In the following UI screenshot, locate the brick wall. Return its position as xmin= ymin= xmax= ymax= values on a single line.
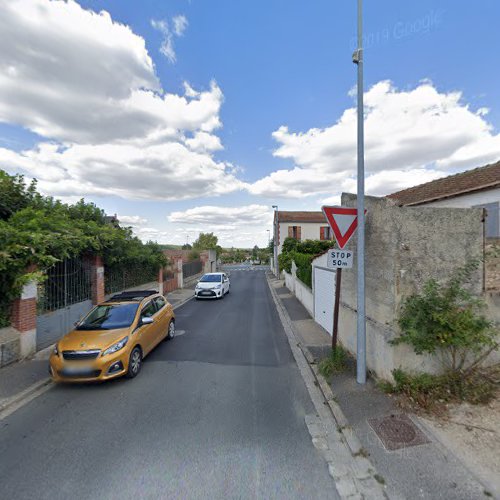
xmin=11 ymin=298 xmax=36 ymax=332
xmin=87 ymin=255 xmax=105 ymax=304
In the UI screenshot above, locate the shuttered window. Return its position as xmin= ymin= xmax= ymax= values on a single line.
xmin=288 ymin=226 xmax=302 ymax=240
xmin=320 ymin=226 xmax=332 ymax=240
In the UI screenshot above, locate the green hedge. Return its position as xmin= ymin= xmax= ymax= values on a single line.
xmin=0 ymin=170 xmax=167 ymax=327
xmin=278 ymin=237 xmax=336 ymax=289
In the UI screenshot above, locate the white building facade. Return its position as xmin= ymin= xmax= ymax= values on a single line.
xmin=273 ymin=211 xmax=332 ymax=256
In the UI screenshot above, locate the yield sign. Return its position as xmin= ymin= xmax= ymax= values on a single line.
xmin=322 ymin=206 xmax=366 ymax=249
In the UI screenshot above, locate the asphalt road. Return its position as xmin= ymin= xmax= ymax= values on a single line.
xmin=0 ymin=269 xmax=338 ymax=499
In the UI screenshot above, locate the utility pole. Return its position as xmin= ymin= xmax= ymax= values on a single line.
xmin=352 ymin=0 xmax=366 ymax=384
xmin=272 ymin=205 xmax=279 ymax=278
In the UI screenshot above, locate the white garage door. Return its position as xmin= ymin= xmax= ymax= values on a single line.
xmin=314 ymin=267 xmax=335 ymax=335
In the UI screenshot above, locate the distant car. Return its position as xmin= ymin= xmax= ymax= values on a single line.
xmin=49 ymin=291 xmax=175 ymax=382
xmin=195 ymin=272 xmax=230 ymax=299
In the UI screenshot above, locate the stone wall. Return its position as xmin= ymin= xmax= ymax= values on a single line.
xmin=485 ymin=238 xmax=500 ymax=291
xmin=338 ymin=193 xmax=495 ymax=380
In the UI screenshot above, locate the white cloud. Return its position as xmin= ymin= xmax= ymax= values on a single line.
xmin=173 ymin=15 xmax=188 ymax=37
xmin=117 ymin=215 xmax=148 ymax=226
xmin=0 ymin=2 xmax=242 ymax=201
xmin=167 ymin=204 xmax=274 ymax=248
xmin=1 ymin=137 xmax=245 ymax=201
xmin=185 ymin=131 xmax=223 ymax=153
xmin=151 ymin=14 xmax=188 ymax=64
xmin=0 ymin=0 xmax=160 ymax=144
xmin=168 ymin=204 xmax=273 ymax=226
xmin=250 ymin=81 xmax=500 ymax=198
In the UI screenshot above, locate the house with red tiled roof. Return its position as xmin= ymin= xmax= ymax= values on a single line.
xmin=388 ymin=160 xmax=500 ymax=237
xmin=273 ymin=211 xmax=332 ymax=256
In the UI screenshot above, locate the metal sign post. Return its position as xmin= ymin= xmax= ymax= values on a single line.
xmin=332 ymin=268 xmax=342 ymax=351
xmin=353 ymin=0 xmax=366 ymax=384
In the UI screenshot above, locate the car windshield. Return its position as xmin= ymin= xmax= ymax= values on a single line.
xmin=76 ymin=303 xmax=139 ymax=330
xmin=199 ymin=274 xmax=222 ymax=283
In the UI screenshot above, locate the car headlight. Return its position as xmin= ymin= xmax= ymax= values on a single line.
xmin=214 ymin=284 xmax=222 ymax=289
xmin=102 ymin=337 xmax=129 ymax=356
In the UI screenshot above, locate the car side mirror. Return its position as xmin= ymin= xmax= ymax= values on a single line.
xmin=141 ymin=317 xmax=154 ymax=325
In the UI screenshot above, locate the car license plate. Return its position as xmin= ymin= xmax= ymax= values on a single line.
xmin=200 ymin=291 xmax=211 ymax=295
xmin=63 ymin=365 xmax=92 ymax=375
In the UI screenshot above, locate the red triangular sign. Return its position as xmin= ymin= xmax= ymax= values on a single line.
xmin=322 ymin=206 xmax=366 ymax=249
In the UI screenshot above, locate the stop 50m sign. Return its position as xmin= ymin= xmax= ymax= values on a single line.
xmin=327 ymin=249 xmax=354 ymax=269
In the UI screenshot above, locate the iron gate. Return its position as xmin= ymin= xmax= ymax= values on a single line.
xmin=36 ymin=257 xmax=93 ymax=350
xmin=182 ymin=260 xmax=202 ymax=278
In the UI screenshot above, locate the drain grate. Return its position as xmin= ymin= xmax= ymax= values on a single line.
xmin=368 ymin=413 xmax=431 ymax=451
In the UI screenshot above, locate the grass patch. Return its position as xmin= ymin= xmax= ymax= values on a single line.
xmin=380 ymin=367 xmax=498 ymax=411
xmin=318 ymin=346 xmax=348 ymax=379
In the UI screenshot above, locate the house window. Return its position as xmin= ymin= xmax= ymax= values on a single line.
xmin=288 ymin=226 xmax=302 ymax=240
xmin=320 ymin=226 xmax=332 ymax=240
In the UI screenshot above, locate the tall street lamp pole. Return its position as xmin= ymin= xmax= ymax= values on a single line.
xmin=272 ymin=205 xmax=279 ymax=278
xmin=353 ymin=0 xmax=366 ymax=384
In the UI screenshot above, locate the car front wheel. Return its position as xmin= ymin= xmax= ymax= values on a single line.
xmin=126 ymin=347 xmax=142 ymax=378
xmin=167 ymin=320 xmax=175 ymax=340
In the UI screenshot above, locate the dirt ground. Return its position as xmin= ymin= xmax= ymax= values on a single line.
xmin=421 ymin=394 xmax=500 ymax=497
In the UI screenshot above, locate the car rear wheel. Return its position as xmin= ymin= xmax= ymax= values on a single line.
xmin=166 ymin=320 xmax=175 ymax=340
xmin=126 ymin=347 xmax=142 ymax=378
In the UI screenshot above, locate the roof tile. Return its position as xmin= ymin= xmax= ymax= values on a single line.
xmin=388 ymin=160 xmax=500 ymax=206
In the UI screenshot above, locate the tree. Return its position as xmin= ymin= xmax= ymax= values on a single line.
xmin=193 ymin=232 xmax=218 ymax=250
xmin=0 ymin=171 xmax=37 ymax=220
xmin=267 ymin=239 xmax=274 ymax=254
xmin=252 ymin=245 xmax=259 ymax=260
xmin=182 ymin=243 xmax=192 ymax=250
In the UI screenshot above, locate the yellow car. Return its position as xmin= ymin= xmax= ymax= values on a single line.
xmin=49 ymin=290 xmax=175 ymax=382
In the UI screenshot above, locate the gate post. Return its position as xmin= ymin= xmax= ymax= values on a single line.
xmin=177 ymin=258 xmax=184 ymax=289
xmin=158 ymin=267 xmax=164 ymax=296
xmin=11 ymin=279 xmax=38 ymax=358
xmin=88 ymin=255 xmax=105 ymax=304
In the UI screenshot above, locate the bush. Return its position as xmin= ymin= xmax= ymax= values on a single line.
xmin=393 ymin=260 xmax=498 ymax=375
xmin=293 ymin=252 xmax=314 ymax=288
xmin=279 ymin=237 xmax=336 ymax=287
xmin=386 ymin=261 xmax=499 ymax=410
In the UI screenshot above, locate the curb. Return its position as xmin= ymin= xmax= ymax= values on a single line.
xmin=266 ymin=274 xmax=388 ymax=499
xmin=171 ymin=293 xmax=195 ymax=310
xmin=0 ymin=377 xmax=52 ymax=420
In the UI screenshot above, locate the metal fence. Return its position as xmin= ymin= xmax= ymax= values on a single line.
xmin=182 ymin=260 xmax=202 ymax=279
xmin=38 ymin=257 xmax=92 ymax=314
xmin=105 ymin=265 xmax=158 ymax=295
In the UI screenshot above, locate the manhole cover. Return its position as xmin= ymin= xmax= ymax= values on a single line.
xmin=368 ymin=414 xmax=430 ymax=451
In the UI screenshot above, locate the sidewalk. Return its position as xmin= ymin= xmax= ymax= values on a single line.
xmin=0 ymin=286 xmax=195 ymax=416
xmin=268 ymin=275 xmax=492 ymax=499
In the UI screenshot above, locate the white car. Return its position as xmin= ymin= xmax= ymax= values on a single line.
xmin=195 ymin=272 xmax=230 ymax=299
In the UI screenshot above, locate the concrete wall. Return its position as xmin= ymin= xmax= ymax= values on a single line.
xmin=284 ymin=264 xmax=314 ymax=317
xmin=338 ymin=193 xmax=492 ymax=380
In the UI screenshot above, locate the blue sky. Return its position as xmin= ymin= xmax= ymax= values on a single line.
xmin=1 ymin=0 xmax=499 ymax=247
